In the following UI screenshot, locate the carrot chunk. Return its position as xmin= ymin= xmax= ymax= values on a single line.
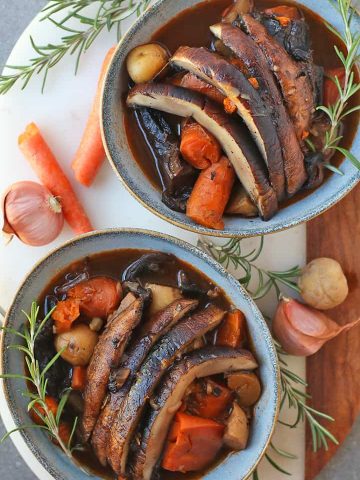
xmin=264 ymin=6 xmax=300 ymax=20
xmin=30 ymin=396 xmax=58 ymax=425
xmin=71 ymin=46 xmax=116 ymax=187
xmin=217 ymin=310 xmax=247 ymax=348
xmin=68 ymin=277 xmax=122 ymax=318
xmin=323 ymin=67 xmax=346 ymax=106
xmin=52 ymin=298 xmax=80 ymax=333
xmin=71 ymin=366 xmax=87 ymax=391
xmin=186 ymin=156 xmax=235 ymax=230
xmin=180 ymin=120 xmax=222 ymax=169
xmin=248 ymin=77 xmax=260 ymax=89
xmin=187 ymin=379 xmax=233 ymax=418
xmin=18 ymin=122 xmax=93 ymax=235
xmin=162 ymin=412 xmax=224 ymax=473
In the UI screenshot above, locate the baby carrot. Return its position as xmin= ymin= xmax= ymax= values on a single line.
xmin=186 ymin=156 xmax=235 ymax=230
xmin=71 ymin=46 xmax=116 ymax=187
xmin=18 ymin=122 xmax=93 ymax=234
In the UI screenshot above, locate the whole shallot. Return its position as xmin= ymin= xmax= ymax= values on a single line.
xmin=2 ymin=181 xmax=64 ymax=246
xmin=273 ymin=297 xmax=360 ymax=356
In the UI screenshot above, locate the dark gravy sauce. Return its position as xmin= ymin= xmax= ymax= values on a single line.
xmin=124 ymin=0 xmax=359 ymax=210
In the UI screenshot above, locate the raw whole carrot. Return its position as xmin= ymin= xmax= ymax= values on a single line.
xmin=216 ymin=310 xmax=247 ymax=348
xmin=162 ymin=412 xmax=224 ymax=472
xmin=71 ymin=366 xmax=87 ymax=391
xmin=71 ymin=46 xmax=116 ymax=187
xmin=18 ymin=122 xmax=93 ymax=234
xmin=186 ymin=156 xmax=235 ymax=230
xmin=52 ymin=298 xmax=80 ymax=333
xmin=180 ymin=120 xmax=222 ymax=169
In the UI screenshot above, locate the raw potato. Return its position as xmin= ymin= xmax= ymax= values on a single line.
xmin=55 ymin=324 xmax=99 ymax=366
xmin=299 ymin=257 xmax=349 ymax=310
xmin=126 ymin=43 xmax=169 ymax=83
xmin=227 ymin=372 xmax=261 ymax=407
xmin=223 ymin=402 xmax=249 ymax=450
xmin=145 ymin=283 xmax=182 ymax=315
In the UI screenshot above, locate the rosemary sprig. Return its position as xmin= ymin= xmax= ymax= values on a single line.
xmin=0 ymin=0 xmax=151 ymax=94
xmin=198 ymin=237 xmax=301 ymax=301
xmin=319 ymin=0 xmax=360 ymax=171
xmin=0 ymin=302 xmax=76 ymax=457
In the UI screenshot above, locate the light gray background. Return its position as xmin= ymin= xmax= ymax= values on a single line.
xmin=0 ymin=1 xmax=359 ymax=479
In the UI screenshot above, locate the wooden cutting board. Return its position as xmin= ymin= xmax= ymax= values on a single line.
xmin=306 ymin=183 xmax=360 ymax=479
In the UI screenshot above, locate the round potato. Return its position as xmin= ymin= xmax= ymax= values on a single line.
xmin=55 ymin=324 xmax=98 ymax=366
xmin=126 ymin=43 xmax=169 ymax=83
xmin=227 ymin=372 xmax=261 ymax=407
xmin=299 ymin=257 xmax=348 ymax=310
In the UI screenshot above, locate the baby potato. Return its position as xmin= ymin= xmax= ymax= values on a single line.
xmin=299 ymin=257 xmax=348 ymax=310
xmin=126 ymin=43 xmax=169 ymax=83
xmin=227 ymin=372 xmax=261 ymax=407
xmin=55 ymin=324 xmax=98 ymax=366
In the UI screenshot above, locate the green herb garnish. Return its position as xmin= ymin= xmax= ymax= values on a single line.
xmin=320 ymin=0 xmax=360 ymax=172
xmin=198 ymin=236 xmax=301 ymax=300
xmin=0 ymin=302 xmax=77 ymax=458
xmin=0 ymin=0 xmax=151 ymax=94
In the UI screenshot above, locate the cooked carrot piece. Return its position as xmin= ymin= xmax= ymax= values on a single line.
xmin=179 ymin=72 xmax=225 ymax=104
xmin=264 ymin=6 xmax=300 ymax=20
xmin=217 ymin=310 xmax=247 ymax=348
xmin=186 ymin=157 xmax=235 ymax=230
xmin=188 ymin=379 xmax=233 ymax=418
xmin=52 ymin=298 xmax=80 ymax=333
xmin=68 ymin=277 xmax=122 ymax=318
xmin=30 ymin=396 xmax=58 ymax=425
xmin=223 ymin=97 xmax=237 ymax=114
xmin=18 ymin=122 xmax=93 ymax=235
xmin=323 ymin=67 xmax=346 ymax=106
xmin=162 ymin=412 xmax=224 ymax=473
xmin=72 ymin=46 xmax=116 ymax=187
xmin=180 ymin=120 xmax=222 ymax=169
xmin=248 ymin=77 xmax=260 ymax=89
xmin=72 ymin=366 xmax=87 ymax=391
xmin=276 ymin=16 xmax=291 ymax=26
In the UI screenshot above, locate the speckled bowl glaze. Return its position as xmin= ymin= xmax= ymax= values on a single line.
xmin=1 ymin=229 xmax=279 ymax=480
xmin=102 ymin=0 xmax=360 ymax=238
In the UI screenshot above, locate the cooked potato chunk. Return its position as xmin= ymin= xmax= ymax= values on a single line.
xmin=145 ymin=283 xmax=182 ymax=315
xmin=227 ymin=372 xmax=261 ymax=407
xmin=55 ymin=324 xmax=98 ymax=366
xmin=223 ymin=402 xmax=249 ymax=450
xmin=126 ymin=43 xmax=169 ymax=83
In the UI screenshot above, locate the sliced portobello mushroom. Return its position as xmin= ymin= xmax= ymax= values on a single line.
xmin=131 ymin=346 xmax=258 ymax=480
xmin=135 ymin=107 xmax=196 ymax=202
xmin=127 ymin=83 xmax=278 ymax=220
xmin=122 ymin=252 xmax=176 ymax=283
xmin=81 ymin=297 xmax=143 ymax=441
xmin=210 ymin=23 xmax=306 ymax=196
xmin=170 ymin=46 xmax=285 ymax=200
xmin=107 ymin=303 xmax=226 ymax=474
xmin=239 ymin=14 xmax=315 ymax=142
xmin=92 ymin=298 xmax=198 ymax=466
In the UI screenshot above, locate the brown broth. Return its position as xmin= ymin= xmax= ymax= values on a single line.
xmin=123 ymin=0 xmax=360 ymax=210
xmin=37 ymin=249 xmax=237 ymax=479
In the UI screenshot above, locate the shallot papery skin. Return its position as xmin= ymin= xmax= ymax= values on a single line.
xmin=273 ymin=297 xmax=360 ymax=356
xmin=2 ymin=181 xmax=64 ymax=246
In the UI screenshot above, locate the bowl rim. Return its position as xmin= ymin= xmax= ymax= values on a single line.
xmin=101 ymin=0 xmax=360 ymax=238
xmin=0 ymin=228 xmax=280 ymax=480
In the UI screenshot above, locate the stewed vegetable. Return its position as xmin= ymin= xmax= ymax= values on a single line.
xmin=34 ymin=248 xmax=262 ymax=479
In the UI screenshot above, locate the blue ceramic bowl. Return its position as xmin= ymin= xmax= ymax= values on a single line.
xmin=101 ymin=0 xmax=360 ymax=238
xmin=1 ymin=229 xmax=279 ymax=480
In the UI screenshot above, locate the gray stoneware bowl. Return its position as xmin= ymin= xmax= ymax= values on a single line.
xmin=102 ymin=0 xmax=360 ymax=238
xmin=1 ymin=229 xmax=279 ymax=480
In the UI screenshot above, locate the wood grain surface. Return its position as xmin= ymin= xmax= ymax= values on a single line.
xmin=306 ymin=183 xmax=360 ymax=480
